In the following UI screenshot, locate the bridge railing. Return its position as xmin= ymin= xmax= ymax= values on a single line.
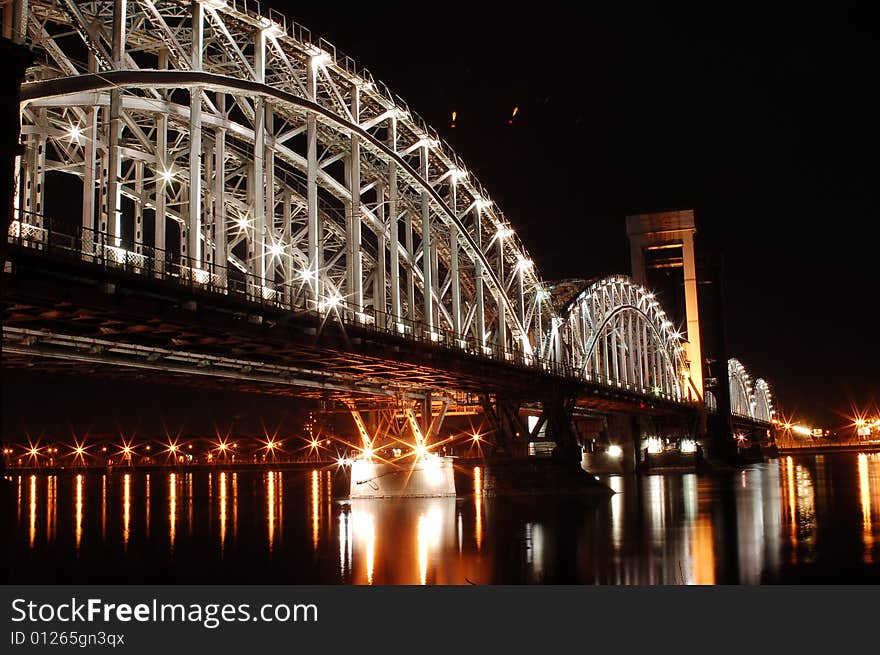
xmin=6 ymin=215 xmax=687 ymax=403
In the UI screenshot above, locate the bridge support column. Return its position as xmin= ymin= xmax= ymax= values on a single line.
xmin=10 ymin=0 xmax=28 ymax=44
xmin=106 ymin=0 xmax=126 ymax=246
xmin=212 ymin=94 xmax=227 ymax=281
xmin=154 ymin=52 xmax=168 ymax=272
xmin=187 ymin=0 xmax=204 ymax=268
xmin=24 ymin=110 xmax=45 ymax=230
xmin=480 ymin=395 xmax=528 ymax=456
xmin=603 ymin=412 xmax=640 ymax=473
xmin=251 ymin=29 xmax=267 ymax=287
xmin=345 ymin=83 xmax=363 ymax=319
xmin=473 ymin=203 xmax=486 ymax=348
xmin=81 ymin=101 xmax=97 ymax=244
xmin=374 ymin=180 xmax=387 ymax=320
xmin=496 ymin=234 xmax=506 ymax=355
xmin=388 ymin=118 xmax=401 ymax=327
xmin=449 ymin=171 xmax=462 ymax=338
xmin=133 ymin=161 xmax=143 ymax=257
xmin=541 ymin=392 xmax=581 ymax=465
xmin=187 ymin=88 xmax=202 ymax=266
xmin=306 ymin=54 xmax=321 ymax=304
xmin=419 ymin=144 xmax=433 ymax=333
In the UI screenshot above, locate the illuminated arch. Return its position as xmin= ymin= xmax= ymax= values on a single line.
xmin=728 ymin=358 xmax=753 ymax=418
xmin=752 ymin=378 xmax=774 ymax=423
xmin=559 ymin=276 xmax=686 ymax=400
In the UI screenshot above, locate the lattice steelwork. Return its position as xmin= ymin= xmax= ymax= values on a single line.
xmin=5 ymin=0 xmax=696 ymax=400
xmin=728 ymin=358 xmax=774 ymax=423
xmin=752 ymin=378 xmax=774 ymax=423
xmin=559 ymin=276 xmax=687 ymax=402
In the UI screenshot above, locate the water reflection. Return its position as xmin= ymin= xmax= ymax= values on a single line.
xmin=168 ymin=472 xmax=177 ymax=552
xmin=123 ymin=473 xmax=131 ymax=548
xmin=264 ymin=470 xmax=287 ymax=550
xmin=858 ymin=454 xmax=875 ymax=563
xmin=29 ymin=475 xmax=36 ymax=547
xmin=9 ymin=455 xmax=880 ymax=584
xmin=474 ymin=466 xmax=482 ymax=550
xmin=267 ymin=471 xmax=275 ymax=551
xmin=784 ymin=456 xmax=796 ymax=557
xmin=339 ymin=512 xmax=350 ymax=579
xmin=46 ymin=476 xmax=57 ymax=543
xmin=609 ymin=475 xmax=623 ymax=551
xmin=691 ymin=514 xmax=715 ymax=585
xmin=145 ymin=473 xmax=151 ymax=540
xmin=683 ymin=473 xmax=715 ymax=585
xmin=186 ymin=473 xmax=193 ymax=537
xmin=232 ymin=472 xmax=238 ymax=542
xmin=101 ymin=475 xmax=107 ymax=542
xmin=735 ymin=465 xmax=781 ymax=583
xmin=352 ymin=510 xmax=376 ymax=584
xmin=219 ymin=472 xmax=227 ymax=553
xmin=310 ymin=470 xmax=320 ymax=550
xmin=525 ymin=522 xmax=546 ymax=579
xmin=780 ymin=457 xmax=817 ymax=564
xmin=347 ymin=498 xmax=457 ymax=585
xmin=74 ymin=474 xmax=83 ymax=552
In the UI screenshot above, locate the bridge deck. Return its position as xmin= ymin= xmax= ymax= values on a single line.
xmin=3 ymin=239 xmax=697 ymax=417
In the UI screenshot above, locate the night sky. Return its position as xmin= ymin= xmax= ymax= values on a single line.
xmin=3 ymin=1 xmax=878 ymax=437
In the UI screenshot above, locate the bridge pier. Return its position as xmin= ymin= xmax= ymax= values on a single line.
xmin=480 ymin=395 xmax=529 ymax=456
xmin=579 ymin=413 xmax=646 ymax=475
xmin=479 ymin=390 xmax=585 ymax=464
xmin=580 ymin=410 xmax=708 ymax=475
xmin=541 ymin=392 xmax=582 ymax=465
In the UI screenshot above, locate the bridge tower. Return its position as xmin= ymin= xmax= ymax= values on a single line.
xmin=626 ymin=210 xmax=703 ymax=401
xmin=626 ymin=210 xmax=745 ymax=459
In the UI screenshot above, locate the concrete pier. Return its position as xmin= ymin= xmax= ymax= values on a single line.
xmin=349 ymin=455 xmax=456 ymax=498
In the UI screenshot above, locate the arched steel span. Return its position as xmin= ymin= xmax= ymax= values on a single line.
xmin=752 ymin=378 xmax=774 ymax=423
xmin=558 ymin=276 xmax=687 ymax=402
xmin=728 ymin=358 xmax=775 ymax=423
xmin=7 ymin=0 xmax=685 ymax=400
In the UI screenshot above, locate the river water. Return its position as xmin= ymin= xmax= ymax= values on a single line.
xmin=4 ymin=453 xmax=879 ymax=584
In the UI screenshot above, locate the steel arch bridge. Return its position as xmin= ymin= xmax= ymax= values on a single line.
xmin=2 ymin=0 xmax=770 ymax=420
xmin=728 ymin=358 xmax=775 ymax=423
xmin=558 ymin=276 xmax=687 ymax=401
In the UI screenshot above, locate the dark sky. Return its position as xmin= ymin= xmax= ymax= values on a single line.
xmin=3 ymin=1 xmax=877 ymax=437
xmin=261 ymin=0 xmax=877 ymax=426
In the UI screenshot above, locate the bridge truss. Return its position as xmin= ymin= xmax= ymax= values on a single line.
xmin=728 ymin=358 xmax=774 ymax=423
xmin=2 ymin=0 xmax=774 ymax=422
